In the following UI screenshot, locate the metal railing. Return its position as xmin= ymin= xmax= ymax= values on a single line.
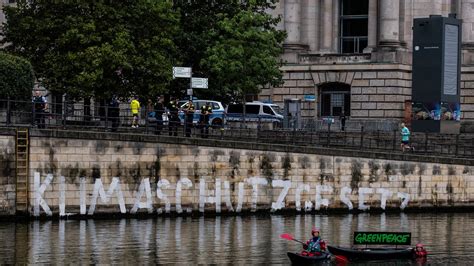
xmin=1 ymin=99 xmax=474 ymax=159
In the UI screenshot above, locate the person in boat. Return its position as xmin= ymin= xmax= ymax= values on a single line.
xmin=413 ymin=243 xmax=428 ymax=258
xmin=301 ymin=228 xmax=326 ymax=256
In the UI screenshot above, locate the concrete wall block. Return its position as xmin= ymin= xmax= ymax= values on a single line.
xmin=377 ymin=102 xmax=404 ymax=110
xmin=384 ymin=95 xmax=405 ymax=102
xmin=351 ymin=102 xmax=362 ymax=109
xmin=274 ymin=87 xmax=290 ymax=94
xmin=362 ymin=102 xmax=377 ymax=109
xmin=384 ymin=79 xmax=403 ymax=87
xmin=346 ymin=72 xmax=356 ymax=84
xmin=465 ymin=82 xmax=474 ymax=88
xmin=377 ymin=87 xmax=403 ymax=94
xmin=311 ymin=72 xmax=320 ymax=84
xmin=369 ymin=79 xmax=385 ymax=87
xmin=461 ymin=88 xmax=474 ymax=96
xmin=361 ymin=87 xmax=377 ymax=94
xmin=351 ymin=110 xmax=369 ymax=117
xmin=352 ymin=79 xmax=369 ymax=87
xmin=339 ymin=72 xmax=348 ymax=83
xmin=327 ymin=72 xmax=337 ymax=82
xmin=297 ymin=80 xmax=314 ymax=87
xmin=369 ymin=95 xmax=385 ymax=102
xmin=351 ymin=87 xmax=362 ymax=94
xmin=402 ymin=88 xmax=412 ymax=95
xmin=378 ymin=72 xmax=403 ymax=79
xmin=290 ymin=87 xmax=305 ymax=95
xmin=461 ymin=96 xmax=474 ymax=103
xmin=283 ymin=80 xmax=297 ymax=87
xmin=290 ymin=72 xmax=305 ymax=80
xmin=318 ymin=73 xmax=326 ymax=83
xmin=369 ymin=110 xmax=384 ymax=117
xmin=352 ymin=95 xmax=369 ymax=102
xmin=362 ymin=72 xmax=376 ymax=79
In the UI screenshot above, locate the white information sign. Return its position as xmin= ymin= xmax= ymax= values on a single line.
xmin=173 ymin=67 xmax=192 ymax=78
xmin=191 ymin=78 xmax=208 ymax=89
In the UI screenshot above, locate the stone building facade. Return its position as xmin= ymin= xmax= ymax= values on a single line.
xmin=261 ymin=0 xmax=474 ymax=126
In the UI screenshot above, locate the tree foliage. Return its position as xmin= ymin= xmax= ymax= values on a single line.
xmin=173 ymin=0 xmax=285 ymax=102
xmin=2 ymin=1 xmax=285 ymax=102
xmin=1 ymin=0 xmax=179 ymax=99
xmin=0 ymin=52 xmax=35 ymax=99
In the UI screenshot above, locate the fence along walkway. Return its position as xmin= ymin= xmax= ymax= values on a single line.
xmin=1 ymin=99 xmax=473 ymax=159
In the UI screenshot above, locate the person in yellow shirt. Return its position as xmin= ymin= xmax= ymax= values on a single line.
xmin=130 ymin=96 xmax=141 ymax=128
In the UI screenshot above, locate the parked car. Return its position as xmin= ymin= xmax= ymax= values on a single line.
xmin=226 ymin=101 xmax=284 ymax=126
xmin=178 ymin=100 xmax=225 ymax=126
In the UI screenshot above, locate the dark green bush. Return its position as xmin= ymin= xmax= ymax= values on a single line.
xmin=0 ymin=52 xmax=35 ymax=100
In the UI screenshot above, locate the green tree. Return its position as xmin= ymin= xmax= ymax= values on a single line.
xmin=0 ymin=52 xmax=35 ymax=99
xmin=1 ymin=0 xmax=179 ymax=99
xmin=174 ymin=0 xmax=285 ymax=102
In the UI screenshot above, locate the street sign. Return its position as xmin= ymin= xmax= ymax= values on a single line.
xmin=187 ymin=89 xmax=193 ymax=96
xmin=173 ymin=67 xmax=192 ymax=78
xmin=304 ymin=94 xmax=316 ymax=102
xmin=191 ymin=77 xmax=208 ymax=89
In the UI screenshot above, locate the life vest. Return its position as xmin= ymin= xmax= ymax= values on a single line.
xmin=130 ymin=99 xmax=140 ymax=114
xmin=33 ymin=96 xmax=46 ymax=111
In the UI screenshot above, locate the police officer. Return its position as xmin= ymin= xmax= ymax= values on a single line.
xmin=154 ymin=95 xmax=165 ymax=135
xmin=200 ymin=102 xmax=212 ymax=138
xmin=32 ymin=90 xmax=48 ymax=128
xmin=167 ymin=96 xmax=179 ymax=136
xmin=184 ymin=99 xmax=195 ymax=137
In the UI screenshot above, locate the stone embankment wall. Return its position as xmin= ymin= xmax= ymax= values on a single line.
xmin=23 ymin=130 xmax=474 ymax=217
xmin=0 ymin=132 xmax=16 ymax=216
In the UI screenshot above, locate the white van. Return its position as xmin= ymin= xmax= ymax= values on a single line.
xmin=226 ymin=101 xmax=284 ymax=126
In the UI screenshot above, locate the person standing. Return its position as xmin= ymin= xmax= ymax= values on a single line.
xmin=154 ymin=96 xmax=165 ymax=135
xmin=168 ymin=96 xmax=179 ymax=136
xmin=339 ymin=111 xmax=346 ymax=131
xmin=130 ymin=96 xmax=140 ymax=128
xmin=32 ymin=90 xmax=48 ymax=128
xmin=108 ymin=95 xmax=120 ymax=132
xmin=200 ymin=102 xmax=212 ymax=138
xmin=184 ymin=99 xmax=195 ymax=137
xmin=400 ymin=123 xmax=411 ymax=151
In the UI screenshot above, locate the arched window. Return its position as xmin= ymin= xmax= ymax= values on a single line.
xmin=319 ymin=83 xmax=351 ymax=117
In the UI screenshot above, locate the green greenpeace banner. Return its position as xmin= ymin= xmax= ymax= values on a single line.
xmin=353 ymin=232 xmax=411 ymax=245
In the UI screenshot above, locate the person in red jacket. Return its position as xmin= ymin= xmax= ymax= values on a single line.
xmin=414 ymin=243 xmax=428 ymax=257
xmin=301 ymin=228 xmax=326 ymax=256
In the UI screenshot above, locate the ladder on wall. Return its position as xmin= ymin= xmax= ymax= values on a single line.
xmin=15 ymin=128 xmax=29 ymax=215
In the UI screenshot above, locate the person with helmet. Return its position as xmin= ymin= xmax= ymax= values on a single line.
xmin=168 ymin=96 xmax=179 ymax=136
xmin=301 ymin=228 xmax=326 ymax=256
xmin=414 ymin=243 xmax=428 ymax=258
xmin=199 ymin=102 xmax=213 ymax=138
xmin=184 ymin=99 xmax=195 ymax=137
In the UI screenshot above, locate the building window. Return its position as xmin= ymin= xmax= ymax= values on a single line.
xmin=319 ymin=83 xmax=351 ymax=117
xmin=340 ymin=0 xmax=368 ymax=53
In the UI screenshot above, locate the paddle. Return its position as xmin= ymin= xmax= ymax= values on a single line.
xmin=280 ymin=233 xmax=349 ymax=264
xmin=280 ymin=233 xmax=306 ymax=245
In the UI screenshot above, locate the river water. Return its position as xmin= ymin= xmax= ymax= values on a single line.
xmin=0 ymin=212 xmax=472 ymax=265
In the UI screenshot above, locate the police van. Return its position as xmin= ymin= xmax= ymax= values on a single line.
xmin=226 ymin=101 xmax=284 ymax=126
xmin=178 ymin=100 xmax=225 ymax=126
